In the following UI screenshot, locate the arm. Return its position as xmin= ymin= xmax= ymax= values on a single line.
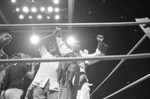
xmin=80 ymin=49 xmax=105 ymax=66
xmin=0 ymin=70 xmax=6 ymax=82
xmin=84 ymin=51 xmax=105 ymax=66
xmin=83 ymin=35 xmax=108 ymax=66
xmin=96 ymin=35 xmax=108 ymax=54
xmin=54 ymin=28 xmax=73 ymax=56
xmin=25 ymin=83 xmax=36 ymax=99
xmin=25 ymin=63 xmax=37 ymax=79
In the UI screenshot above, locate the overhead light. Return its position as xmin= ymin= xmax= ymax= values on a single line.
xmin=31 ymin=7 xmax=37 ymax=13
xmin=16 ymin=8 xmax=20 ymax=12
xmin=19 ymin=14 xmax=24 ymax=20
xmin=55 ymin=15 xmax=60 ymax=20
xmin=47 ymin=16 xmax=50 ymax=19
xmin=54 ymin=7 xmax=59 ymax=12
xmin=47 ymin=6 xmax=53 ymax=13
xmin=28 ymin=0 xmax=38 ymax=3
xmin=29 ymin=16 xmax=33 ymax=19
xmin=11 ymin=0 xmax=17 ymax=3
xmin=53 ymin=0 xmax=59 ymax=4
xmin=22 ymin=6 xmax=29 ymax=13
xmin=67 ymin=36 xmax=77 ymax=46
xmin=37 ymin=15 xmax=42 ymax=19
xmin=40 ymin=7 xmax=45 ymax=12
xmin=30 ymin=35 xmax=40 ymax=45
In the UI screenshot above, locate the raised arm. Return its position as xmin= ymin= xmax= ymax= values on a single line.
xmin=82 ymin=35 xmax=108 ymax=66
xmin=54 ymin=28 xmax=74 ymax=57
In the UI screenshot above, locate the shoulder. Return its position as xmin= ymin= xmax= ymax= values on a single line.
xmin=16 ymin=63 xmax=29 ymax=72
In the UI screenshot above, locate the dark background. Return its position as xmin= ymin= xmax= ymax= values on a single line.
xmin=0 ymin=0 xmax=150 ymax=99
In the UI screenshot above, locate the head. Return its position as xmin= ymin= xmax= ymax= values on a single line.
xmin=71 ymin=41 xmax=80 ymax=53
xmin=0 ymin=33 xmax=12 ymax=49
xmin=9 ymin=53 xmax=31 ymax=66
xmin=9 ymin=53 xmax=22 ymax=59
xmin=20 ymin=53 xmax=32 ymax=67
xmin=18 ymin=53 xmax=32 ymax=67
xmin=49 ymin=44 xmax=56 ymax=54
xmin=38 ymin=45 xmax=48 ymax=56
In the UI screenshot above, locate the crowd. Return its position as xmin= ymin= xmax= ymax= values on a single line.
xmin=0 ymin=28 xmax=108 ymax=99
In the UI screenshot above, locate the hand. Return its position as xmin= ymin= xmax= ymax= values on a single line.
xmin=97 ymin=42 xmax=108 ymax=53
xmin=56 ymin=27 xmax=61 ymax=30
xmin=88 ymin=83 xmax=93 ymax=86
xmin=96 ymin=35 xmax=104 ymax=41
xmin=31 ymin=62 xmax=39 ymax=66
xmin=25 ymin=89 xmax=33 ymax=99
xmin=53 ymin=27 xmax=62 ymax=38
xmin=31 ymin=62 xmax=38 ymax=69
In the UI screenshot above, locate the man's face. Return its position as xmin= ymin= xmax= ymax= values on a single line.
xmin=0 ymin=33 xmax=12 ymax=47
xmin=72 ymin=42 xmax=80 ymax=52
xmin=38 ymin=46 xmax=47 ymax=55
xmin=49 ymin=45 xmax=56 ymax=53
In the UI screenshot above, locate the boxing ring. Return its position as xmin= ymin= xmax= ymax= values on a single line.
xmin=0 ymin=17 xmax=150 ymax=99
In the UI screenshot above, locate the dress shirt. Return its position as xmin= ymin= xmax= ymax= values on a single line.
xmin=32 ymin=52 xmax=60 ymax=91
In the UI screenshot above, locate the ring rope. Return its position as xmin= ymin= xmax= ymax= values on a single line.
xmin=90 ymin=34 xmax=147 ymax=96
xmin=0 ymin=21 xmax=150 ymax=28
xmin=103 ymin=73 xmax=150 ymax=99
xmin=0 ymin=53 xmax=150 ymax=63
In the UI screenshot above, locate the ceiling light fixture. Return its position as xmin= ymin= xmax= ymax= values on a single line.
xmin=55 ymin=15 xmax=60 ymax=20
xmin=16 ymin=8 xmax=20 ymax=12
xmin=47 ymin=16 xmax=50 ymax=19
xmin=29 ymin=16 xmax=33 ymax=19
xmin=37 ymin=15 xmax=42 ymax=19
xmin=22 ymin=6 xmax=29 ymax=13
xmin=11 ymin=0 xmax=17 ymax=3
xmin=47 ymin=6 xmax=53 ymax=13
xmin=31 ymin=7 xmax=37 ymax=13
xmin=53 ymin=0 xmax=59 ymax=4
xmin=30 ymin=35 xmax=40 ymax=45
xmin=40 ymin=7 xmax=45 ymax=12
xmin=67 ymin=36 xmax=77 ymax=46
xmin=27 ymin=0 xmax=38 ymax=3
xmin=54 ymin=7 xmax=59 ymax=12
xmin=19 ymin=14 xmax=24 ymax=20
